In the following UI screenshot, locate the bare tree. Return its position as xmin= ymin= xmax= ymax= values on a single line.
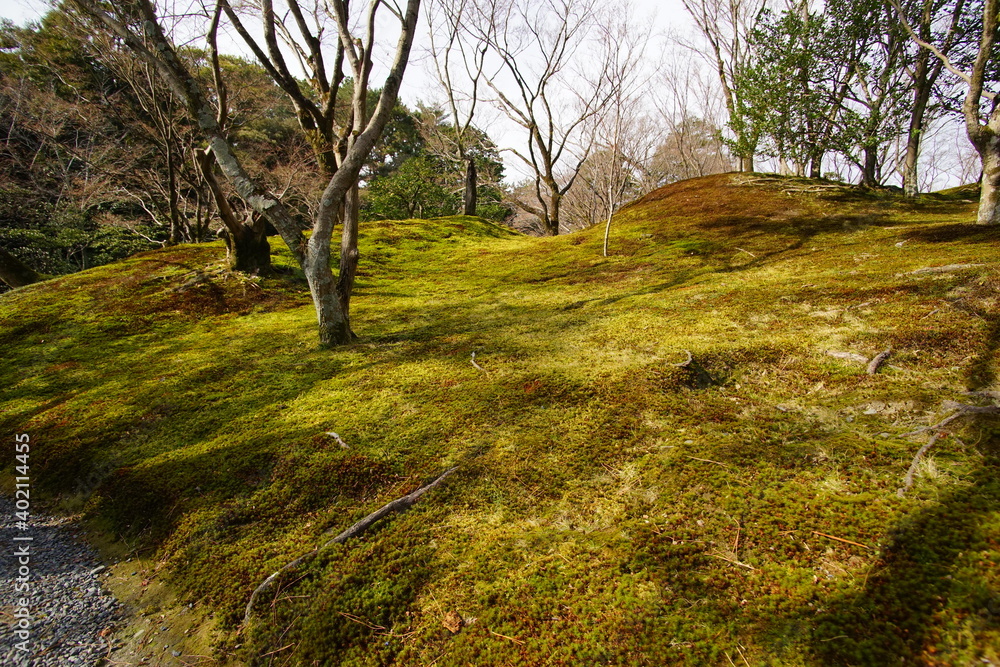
xmin=68 ymin=0 xmax=422 ymax=345
xmin=681 ymin=0 xmax=766 ymax=172
xmin=650 ymin=49 xmax=733 ymax=185
xmin=425 ymin=0 xmax=489 ymax=215
xmin=468 ymin=0 xmax=629 ymax=235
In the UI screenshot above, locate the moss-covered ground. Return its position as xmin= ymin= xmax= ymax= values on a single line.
xmin=3 ymin=173 xmax=1000 ymax=665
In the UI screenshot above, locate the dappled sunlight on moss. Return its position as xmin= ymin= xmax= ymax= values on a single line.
xmin=3 ymin=178 xmax=1000 ymax=664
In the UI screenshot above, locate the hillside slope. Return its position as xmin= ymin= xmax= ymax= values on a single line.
xmin=2 ymin=174 xmax=1000 ymax=665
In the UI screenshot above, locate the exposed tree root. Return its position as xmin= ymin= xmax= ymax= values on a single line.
xmin=866 ymin=348 xmax=892 ymax=375
xmin=243 ymin=466 xmax=459 ymax=625
xmin=826 ymin=348 xmax=897 ymax=374
xmin=906 ymin=263 xmax=984 ymax=275
xmin=471 ymin=351 xmax=485 ymax=372
xmin=671 ymin=349 xmax=694 ymax=367
xmin=897 ymin=402 xmax=1000 ymax=496
xmin=825 ymin=350 xmax=869 ymax=364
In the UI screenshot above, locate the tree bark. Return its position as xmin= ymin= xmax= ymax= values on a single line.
xmin=547 ymin=190 xmax=562 ymax=236
xmin=228 ymin=218 xmax=272 ymax=274
xmin=0 ymin=248 xmax=42 ymax=289
xmin=809 ymin=152 xmax=822 ymax=179
xmin=463 ymin=157 xmax=477 ymax=216
xmin=195 ymin=148 xmax=271 ymax=274
xmin=335 ymin=185 xmax=360 ymax=339
xmin=304 ymin=241 xmax=353 ymax=347
xmin=861 ymin=145 xmax=879 ymax=187
xmin=976 ymin=137 xmax=1000 ymax=225
xmin=902 ymin=51 xmax=934 ymax=197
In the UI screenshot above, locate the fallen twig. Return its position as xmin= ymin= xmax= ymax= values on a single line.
xmin=470 ymin=351 xmax=485 ymax=372
xmin=244 ymin=466 xmax=458 ymax=624
xmin=488 ymin=629 xmax=524 ymax=645
xmin=811 ymin=530 xmax=870 ymax=550
xmin=898 ymin=432 xmax=942 ymax=497
xmin=258 ymin=643 xmax=295 ymax=659
xmin=709 ymin=553 xmax=755 ymax=570
xmin=685 ymin=455 xmax=731 ymax=468
xmin=866 ymin=348 xmax=892 ymax=375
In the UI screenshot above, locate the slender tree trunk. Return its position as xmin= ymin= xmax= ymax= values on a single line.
xmin=976 ymin=137 xmax=1000 ymax=225
xmin=166 ymin=145 xmax=183 ymax=245
xmin=335 ymin=185 xmax=360 ymax=339
xmin=0 ymin=248 xmax=42 ymax=288
xmin=547 ymin=190 xmax=562 ymax=236
xmin=463 ymin=157 xmax=477 ymax=216
xmin=903 ymin=51 xmax=934 ymax=197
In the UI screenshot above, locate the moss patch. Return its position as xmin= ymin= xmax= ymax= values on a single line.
xmin=2 ymin=176 xmax=1000 ymax=665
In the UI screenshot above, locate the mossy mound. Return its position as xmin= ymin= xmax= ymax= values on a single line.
xmin=3 ymin=182 xmax=1000 ymax=665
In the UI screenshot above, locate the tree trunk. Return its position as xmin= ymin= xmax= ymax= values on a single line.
xmin=463 ymin=157 xmax=477 ymax=216
xmin=809 ymin=153 xmax=822 ymax=179
xmin=977 ymin=137 xmax=1000 ymax=225
xmin=227 ymin=219 xmax=271 ymax=273
xmin=903 ymin=50 xmax=934 ymax=197
xmin=335 ymin=185 xmax=360 ymax=340
xmin=545 ymin=186 xmax=562 ymax=236
xmin=861 ymin=145 xmax=879 ymax=187
xmin=304 ymin=241 xmax=353 ymax=347
xmin=0 ymin=248 xmax=42 ymax=289
xmin=167 ymin=145 xmax=183 ymax=245
xmin=196 ymin=148 xmax=271 ymax=274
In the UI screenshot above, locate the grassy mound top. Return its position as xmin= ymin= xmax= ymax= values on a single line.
xmin=2 ymin=176 xmax=1000 ymax=665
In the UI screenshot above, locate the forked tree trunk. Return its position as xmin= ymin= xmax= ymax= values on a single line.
xmin=976 ymin=139 xmax=1000 ymax=225
xmin=304 ymin=240 xmax=353 ymax=346
xmin=0 ymin=248 xmax=42 ymax=289
xmin=463 ymin=157 xmax=477 ymax=216
xmin=196 ymin=148 xmax=271 ymax=274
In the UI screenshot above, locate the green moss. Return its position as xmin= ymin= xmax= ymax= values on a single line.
xmin=2 ymin=181 xmax=1000 ymax=664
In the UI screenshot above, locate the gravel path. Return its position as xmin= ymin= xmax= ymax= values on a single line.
xmin=1 ymin=496 xmax=122 ymax=666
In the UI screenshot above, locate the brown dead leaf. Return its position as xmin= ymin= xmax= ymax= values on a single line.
xmin=442 ymin=611 xmax=462 ymax=634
